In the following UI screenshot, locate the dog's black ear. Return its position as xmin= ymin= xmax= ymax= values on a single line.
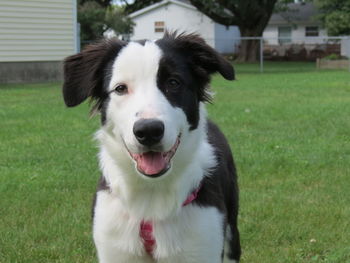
xmin=169 ymin=32 xmax=235 ymax=81
xmin=62 ymin=39 xmax=126 ymax=107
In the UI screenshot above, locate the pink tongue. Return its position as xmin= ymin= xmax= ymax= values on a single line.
xmin=137 ymin=152 xmax=167 ymax=175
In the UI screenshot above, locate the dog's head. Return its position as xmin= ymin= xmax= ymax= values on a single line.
xmin=63 ymin=32 xmax=234 ymax=179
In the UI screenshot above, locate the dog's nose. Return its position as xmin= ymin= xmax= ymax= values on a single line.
xmin=133 ymin=119 xmax=164 ymax=146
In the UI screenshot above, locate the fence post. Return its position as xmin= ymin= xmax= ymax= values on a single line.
xmin=260 ymin=37 xmax=264 ymax=73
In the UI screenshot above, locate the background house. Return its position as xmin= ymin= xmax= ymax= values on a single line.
xmin=0 ymin=0 xmax=78 ymax=83
xmin=264 ymin=1 xmax=327 ymax=45
xmin=129 ymin=0 xmax=347 ymax=61
xmin=129 ymin=0 xmax=240 ymax=54
xmin=262 ymin=1 xmax=347 ymax=60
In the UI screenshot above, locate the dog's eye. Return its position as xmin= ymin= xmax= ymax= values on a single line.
xmin=166 ymin=78 xmax=181 ymax=92
xmin=114 ymin=84 xmax=128 ymax=95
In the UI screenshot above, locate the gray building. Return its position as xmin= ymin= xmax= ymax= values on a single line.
xmin=0 ymin=0 xmax=78 ymax=83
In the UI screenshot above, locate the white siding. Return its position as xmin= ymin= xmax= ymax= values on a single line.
xmin=263 ymin=25 xmax=279 ymax=45
xmin=293 ymin=25 xmax=327 ymax=44
xmin=0 ymin=0 xmax=76 ymax=62
xmin=131 ymin=2 xmax=215 ymax=47
xmin=263 ymin=25 xmax=328 ymax=45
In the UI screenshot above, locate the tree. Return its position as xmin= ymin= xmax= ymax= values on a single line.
xmin=105 ymin=6 xmax=135 ymax=38
xmin=316 ymin=0 xmax=350 ymax=36
xmin=79 ymin=0 xmax=112 ymax=8
xmin=189 ymin=0 xmax=279 ymax=62
xmin=121 ymin=0 xmax=162 ymax=14
xmin=78 ymin=1 xmax=106 ymax=42
xmin=78 ymin=0 xmax=134 ymax=44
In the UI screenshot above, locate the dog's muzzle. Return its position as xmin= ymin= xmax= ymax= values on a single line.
xmin=126 ymin=129 xmax=181 ymax=178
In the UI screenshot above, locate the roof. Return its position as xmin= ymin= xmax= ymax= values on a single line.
xmin=129 ymin=0 xmax=195 ymax=19
xmin=269 ymin=2 xmax=320 ymax=25
xmin=175 ymin=0 xmax=191 ymax=4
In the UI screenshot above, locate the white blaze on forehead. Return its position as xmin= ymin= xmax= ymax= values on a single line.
xmin=108 ymin=41 xmax=163 ymax=91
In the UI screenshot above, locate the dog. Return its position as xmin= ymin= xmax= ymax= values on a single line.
xmin=62 ymin=32 xmax=241 ymax=263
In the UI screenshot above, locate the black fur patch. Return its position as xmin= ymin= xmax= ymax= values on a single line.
xmin=156 ymin=32 xmax=235 ymax=130
xmin=156 ymin=53 xmax=201 ymax=130
xmin=99 ymin=59 xmax=115 ymax=124
xmin=195 ymin=120 xmax=241 ymax=261
xmin=62 ymin=39 xmax=126 ymax=110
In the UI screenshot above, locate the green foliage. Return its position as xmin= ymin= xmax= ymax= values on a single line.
xmin=1 ymin=63 xmax=350 ymax=262
xmin=324 ymin=11 xmax=350 ymax=36
xmin=122 ymin=0 xmax=162 ymax=14
xmin=316 ymin=0 xmax=350 ymax=36
xmin=189 ymin=0 xmax=279 ymax=61
xmin=323 ymin=53 xmax=342 ymax=60
xmin=78 ymin=0 xmax=134 ymax=43
xmin=78 ymin=1 xmax=106 ymax=42
xmin=275 ymin=0 xmax=295 ymax=12
xmin=274 ymin=0 xmax=313 ymax=12
xmin=189 ymin=0 xmax=279 ymax=28
xmin=105 ymin=6 xmax=135 ymax=37
xmin=78 ymin=0 xmax=111 ymax=8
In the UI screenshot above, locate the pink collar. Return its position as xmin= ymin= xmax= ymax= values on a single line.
xmin=139 ymin=184 xmax=202 ymax=256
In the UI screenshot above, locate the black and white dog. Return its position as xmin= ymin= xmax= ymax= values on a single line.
xmin=62 ymin=32 xmax=241 ymax=263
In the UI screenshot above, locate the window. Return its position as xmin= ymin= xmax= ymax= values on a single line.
xmin=278 ymin=26 xmax=292 ymax=44
xmin=305 ymin=26 xmax=319 ymax=37
xmin=154 ymin=21 xmax=165 ymax=33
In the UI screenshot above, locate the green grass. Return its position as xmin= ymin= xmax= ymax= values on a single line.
xmin=1 ymin=63 xmax=350 ymax=262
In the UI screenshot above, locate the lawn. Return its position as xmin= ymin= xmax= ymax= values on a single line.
xmin=1 ymin=62 xmax=349 ymax=262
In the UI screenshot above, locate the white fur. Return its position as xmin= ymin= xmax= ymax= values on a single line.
xmin=94 ymin=191 xmax=224 ymax=263
xmin=106 ymin=41 xmax=180 ymax=156
xmin=93 ymin=41 xmax=225 ymax=262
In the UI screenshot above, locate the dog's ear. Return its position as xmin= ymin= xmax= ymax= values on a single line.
xmin=62 ymin=39 xmax=125 ymax=107
xmin=170 ymin=32 xmax=235 ymax=81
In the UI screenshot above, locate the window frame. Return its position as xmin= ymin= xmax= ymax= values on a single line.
xmin=305 ymin=26 xmax=319 ymax=37
xmin=278 ymin=26 xmax=292 ymax=44
xmin=154 ymin=21 xmax=165 ymax=33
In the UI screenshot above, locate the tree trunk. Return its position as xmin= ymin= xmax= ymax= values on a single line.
xmin=236 ymin=27 xmax=263 ymax=63
xmin=188 ymin=0 xmax=279 ymax=62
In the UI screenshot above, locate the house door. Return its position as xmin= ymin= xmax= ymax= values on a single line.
xmin=278 ymin=26 xmax=292 ymax=44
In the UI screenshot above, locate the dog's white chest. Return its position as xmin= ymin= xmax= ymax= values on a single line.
xmin=93 ymin=190 xmax=224 ymax=263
